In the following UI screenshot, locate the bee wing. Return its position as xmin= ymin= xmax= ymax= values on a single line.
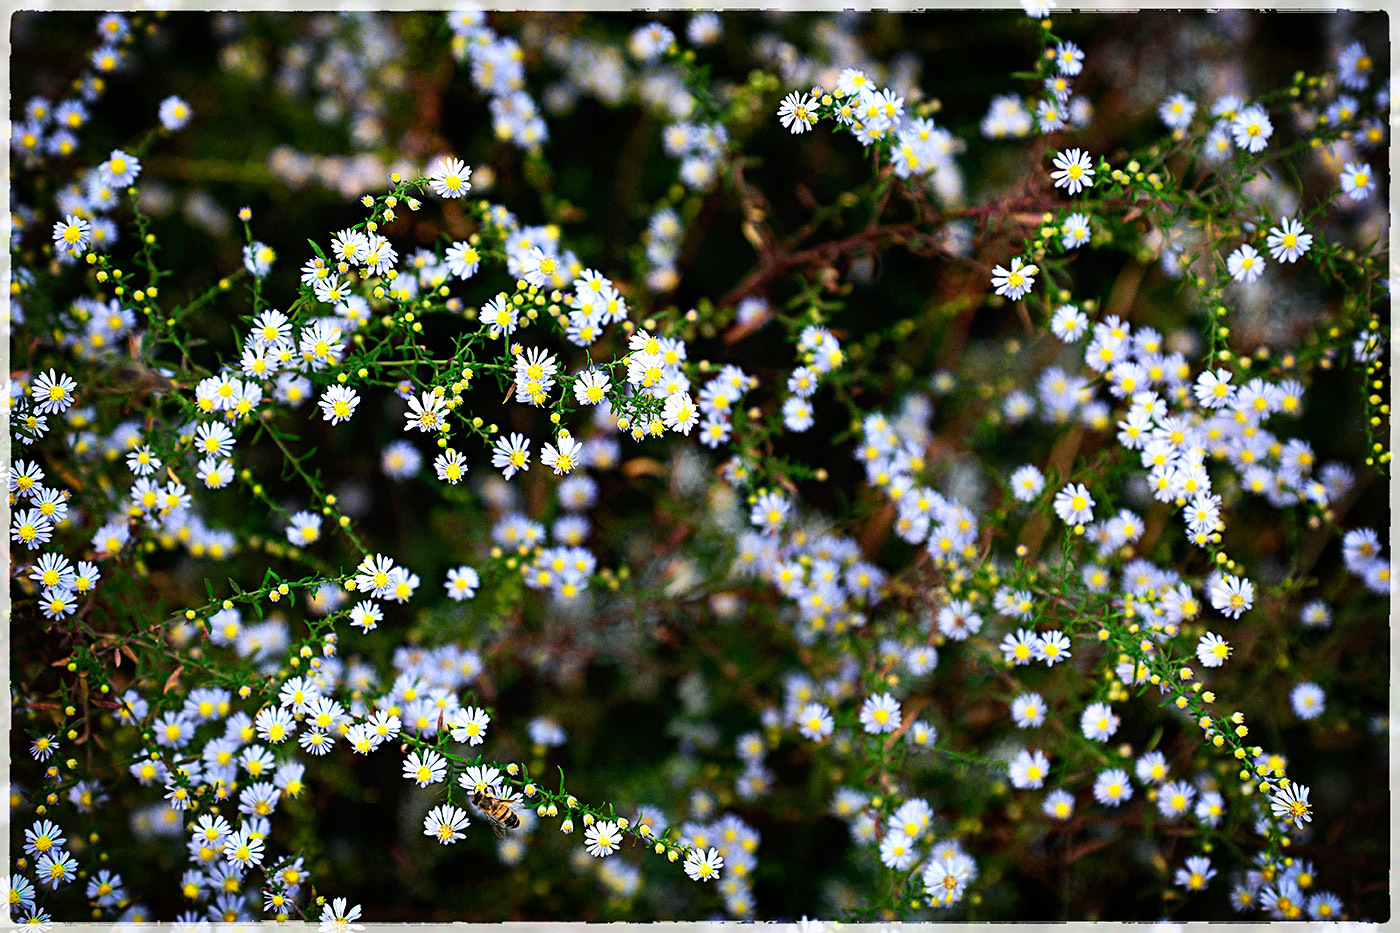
xmin=489 ymin=817 xmax=508 ymax=840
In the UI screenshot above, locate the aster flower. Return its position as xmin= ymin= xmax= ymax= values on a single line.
xmin=777 ymin=91 xmax=820 ymax=134
xmin=434 ymin=448 xmax=468 ymax=484
xmin=444 ymin=566 xmax=480 ymax=602
xmin=541 ymin=434 xmax=583 ymax=475
xmin=991 ymin=257 xmax=1038 ymax=300
xmin=423 ymin=804 xmax=471 ymax=845
xmin=1001 ymin=628 xmax=1037 ymax=665
xmin=1290 ymin=682 xmax=1326 ymax=720
xmin=1009 ymin=748 xmax=1050 ymax=788
xmin=317 ymin=385 xmax=360 ymax=425
xmin=1157 ymin=779 xmax=1196 ymax=819
xmin=448 ymin=705 xmax=490 ymax=745
xmin=796 ymin=702 xmax=834 ymax=741
xmin=1050 ymin=304 xmax=1089 ymax=341
xmin=1337 ymin=40 xmax=1374 ymax=89
xmin=858 ymin=692 xmax=902 ymax=734
xmin=404 ymin=390 xmax=447 ymax=434
xmin=1208 ymin=572 xmax=1254 ymax=619
xmin=1053 ymin=482 xmax=1095 ymax=525
xmin=427 ymin=156 xmax=472 ymax=199
xmin=573 ymin=369 xmax=610 ymax=406
xmin=684 ymin=846 xmax=724 ymax=882
xmin=1159 ymin=92 xmax=1196 ymax=130
xmin=159 ymin=95 xmax=192 ymax=130
xmin=1094 ymin=768 xmax=1133 ymax=806
xmin=31 ymin=370 xmax=77 ymax=414
xmin=1339 ymin=161 xmax=1374 ymax=201
xmin=1227 ymin=243 xmax=1265 ymax=283
xmin=1193 ymin=369 xmax=1235 ymax=408
xmin=1230 ymin=105 xmax=1273 ymax=153
xmin=1196 ymin=632 xmax=1231 ymax=667
xmin=1050 ymin=148 xmax=1095 ymax=195
xmin=459 ymin=764 xmax=502 ymax=796
xmin=1043 ymin=789 xmax=1075 ymax=820
xmin=1009 ymin=464 xmax=1046 ymax=502
xmin=52 ymin=214 xmax=90 ymax=254
xmin=1174 ymin=855 xmax=1217 ymax=891
xmin=1080 ymin=702 xmax=1119 ymax=741
xmin=584 ymin=819 xmax=622 ymax=857
xmin=24 ymin=820 xmax=65 ymax=857
xmin=1266 ymin=217 xmax=1312 ymax=263
xmin=99 ymin=148 xmax=141 ymax=187
xmin=224 ymin=827 xmax=265 ymax=871
xmin=1011 ymin=692 xmax=1046 ymax=728
xmin=1033 ymin=630 xmax=1072 ymax=666
xmin=445 ymin=240 xmax=481 ymax=279
xmin=402 ymin=749 xmax=448 ymax=787
xmin=1060 ymin=212 xmax=1091 ymax=249
xmin=1054 ymin=41 xmax=1084 ymax=75
xmin=36 ymin=851 xmax=78 ymax=889
xmin=1270 ymin=781 xmax=1313 ymax=829
xmin=319 ymin=897 xmax=364 ymax=933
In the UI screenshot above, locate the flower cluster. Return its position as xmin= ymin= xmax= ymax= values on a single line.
xmin=8 ymin=9 xmax=1387 ymax=927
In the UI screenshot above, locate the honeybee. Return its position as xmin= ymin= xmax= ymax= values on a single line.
xmin=472 ymin=789 xmax=521 ymax=839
